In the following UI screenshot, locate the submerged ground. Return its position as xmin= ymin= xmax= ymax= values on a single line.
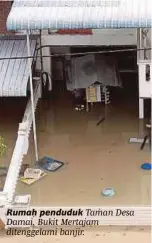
xmin=0 ymin=74 xmax=151 ymax=242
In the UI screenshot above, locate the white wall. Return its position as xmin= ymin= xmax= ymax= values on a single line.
xmin=145 ymin=29 xmax=151 ymax=60
xmin=41 ymin=29 xmax=137 ymax=46
xmin=40 ymin=29 xmax=138 ymax=91
xmin=38 ymin=29 xmax=139 ymax=91
xmin=138 ymin=61 xmax=151 ymax=98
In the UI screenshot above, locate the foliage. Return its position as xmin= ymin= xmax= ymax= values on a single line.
xmin=0 ymin=136 xmax=7 ymax=157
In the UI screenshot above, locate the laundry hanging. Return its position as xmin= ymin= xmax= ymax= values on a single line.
xmin=66 ymin=54 xmax=122 ymax=91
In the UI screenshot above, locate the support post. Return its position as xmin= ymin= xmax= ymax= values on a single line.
xmin=39 ymin=30 xmax=43 ymax=98
xmin=151 ymin=28 xmax=152 ymax=98
xmin=137 ymin=28 xmax=140 ymax=61
xmin=137 ymin=29 xmax=144 ymax=119
xmin=26 ymin=31 xmax=38 ymax=161
xmin=139 ymin=98 xmax=144 ymax=119
xmin=150 ymin=28 xmax=152 ymax=155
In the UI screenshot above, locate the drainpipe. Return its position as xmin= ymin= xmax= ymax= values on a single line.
xmin=39 ymin=30 xmax=44 ymax=97
xmin=39 ymin=30 xmax=44 ymax=73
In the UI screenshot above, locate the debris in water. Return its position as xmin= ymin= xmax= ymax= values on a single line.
xmin=75 ymin=104 xmax=84 ymax=111
xmin=141 ymin=163 xmax=152 ymax=170
xmin=96 ymin=117 xmax=105 ymax=126
xmin=102 ymin=188 xmax=115 ymax=197
xmin=20 ymin=164 xmax=30 ymax=176
xmin=129 ymin=137 xmax=148 ymax=144
xmin=24 ymin=168 xmax=42 ymax=179
xmin=13 ymin=194 xmax=31 ymax=206
xmin=20 ymin=169 xmax=47 ymax=185
xmin=36 ymin=156 xmax=64 ymax=172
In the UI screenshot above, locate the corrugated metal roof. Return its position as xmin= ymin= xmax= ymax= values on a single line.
xmin=7 ymin=0 xmax=152 ymax=30
xmin=0 ymin=38 xmax=36 ymax=97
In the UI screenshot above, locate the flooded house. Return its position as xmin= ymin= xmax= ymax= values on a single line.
xmin=0 ymin=0 xmax=151 ymax=216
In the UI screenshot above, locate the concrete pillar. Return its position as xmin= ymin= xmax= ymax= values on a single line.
xmin=137 ymin=29 xmax=145 ymax=119
xmin=139 ymin=98 xmax=144 ymax=119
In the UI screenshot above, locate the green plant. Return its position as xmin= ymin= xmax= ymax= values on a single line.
xmin=0 ymin=136 xmax=7 ymax=157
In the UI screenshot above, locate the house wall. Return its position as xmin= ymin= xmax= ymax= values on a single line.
xmin=144 ymin=29 xmax=151 ymax=60
xmin=38 ymin=29 xmax=138 ymax=90
xmin=0 ymin=1 xmax=13 ymax=34
xmin=137 ymin=29 xmax=151 ymax=99
xmin=41 ymin=29 xmax=137 ymax=46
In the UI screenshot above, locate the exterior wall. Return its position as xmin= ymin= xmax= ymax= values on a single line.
xmin=137 ymin=28 xmax=151 ymax=61
xmin=39 ymin=29 xmax=138 ymax=90
xmin=41 ymin=29 xmax=137 ymax=46
xmin=137 ymin=29 xmax=151 ymax=99
xmin=136 ymin=28 xmax=151 ymax=118
xmin=138 ymin=61 xmax=151 ymax=99
xmin=0 ymin=1 xmax=13 ymax=34
xmin=40 ymin=30 xmax=138 ymax=91
xmin=144 ymin=29 xmax=151 ymax=60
